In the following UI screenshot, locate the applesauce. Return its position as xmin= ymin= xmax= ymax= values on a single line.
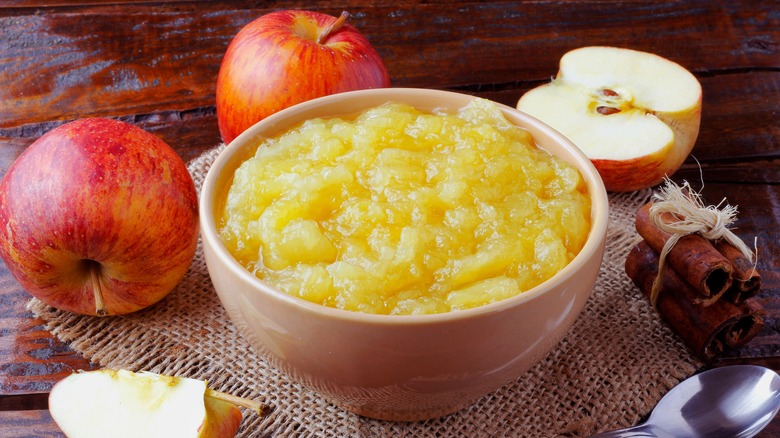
xmin=218 ymin=98 xmax=591 ymax=315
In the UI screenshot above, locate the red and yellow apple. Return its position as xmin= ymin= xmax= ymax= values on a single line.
xmin=0 ymin=118 xmax=199 ymax=316
xmin=216 ymin=10 xmax=391 ymax=144
xmin=517 ymin=46 xmax=702 ymax=192
xmin=49 ymin=369 xmax=266 ymax=438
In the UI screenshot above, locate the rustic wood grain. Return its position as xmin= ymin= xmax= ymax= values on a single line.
xmin=1 ymin=70 xmax=779 ymax=183
xmin=673 ymin=181 xmax=780 ymax=360
xmin=0 ymin=0 xmax=777 ymax=133
xmin=0 ymin=262 xmax=95 ymax=397
xmin=0 ymin=410 xmax=62 ymax=437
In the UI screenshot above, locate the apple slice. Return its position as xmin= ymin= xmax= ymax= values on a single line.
xmin=48 ymin=369 xmax=268 ymax=438
xmin=517 ymin=46 xmax=702 ymax=192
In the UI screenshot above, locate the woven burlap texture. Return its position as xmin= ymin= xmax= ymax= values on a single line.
xmin=29 ymin=145 xmax=701 ymax=437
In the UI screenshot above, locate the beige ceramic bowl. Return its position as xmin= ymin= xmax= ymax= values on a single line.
xmin=200 ymin=88 xmax=609 ymax=421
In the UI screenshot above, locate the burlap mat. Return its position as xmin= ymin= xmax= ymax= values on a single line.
xmin=28 ymin=145 xmax=701 ymax=437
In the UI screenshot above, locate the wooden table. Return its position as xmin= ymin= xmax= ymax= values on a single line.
xmin=1 ymin=1 xmax=777 ymax=436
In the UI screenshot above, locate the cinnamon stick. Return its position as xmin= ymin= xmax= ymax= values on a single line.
xmin=625 ymin=241 xmax=764 ymax=362
xmin=722 ymin=299 xmax=766 ymax=349
xmin=714 ymin=238 xmax=762 ymax=303
xmin=635 ymin=202 xmax=733 ymax=301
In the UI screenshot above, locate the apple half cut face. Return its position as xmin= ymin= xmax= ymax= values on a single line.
xmin=48 ymin=369 xmax=248 ymax=438
xmin=517 ymin=46 xmax=702 ymax=192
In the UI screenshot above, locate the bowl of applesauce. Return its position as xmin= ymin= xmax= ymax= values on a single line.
xmin=200 ymin=88 xmax=608 ymax=421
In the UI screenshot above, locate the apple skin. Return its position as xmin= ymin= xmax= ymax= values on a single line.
xmin=0 ymin=118 xmax=199 ymax=316
xmin=591 ymin=108 xmax=700 ymax=192
xmin=586 ymin=85 xmax=701 ymax=192
xmin=201 ymin=395 xmax=243 ymax=437
xmin=216 ymin=9 xmax=391 ymax=144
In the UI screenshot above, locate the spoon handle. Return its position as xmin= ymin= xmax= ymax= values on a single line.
xmin=589 ymin=423 xmax=658 ymax=437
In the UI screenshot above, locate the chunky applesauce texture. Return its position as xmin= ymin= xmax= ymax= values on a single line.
xmin=219 ymin=99 xmax=591 ymax=315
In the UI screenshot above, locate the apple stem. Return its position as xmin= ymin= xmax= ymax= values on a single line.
xmin=317 ymin=11 xmax=351 ymax=44
xmin=205 ymin=388 xmax=271 ymax=416
xmin=89 ymin=264 xmax=109 ymax=317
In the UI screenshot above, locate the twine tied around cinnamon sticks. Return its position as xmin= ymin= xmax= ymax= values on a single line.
xmin=647 ymin=178 xmax=756 ymax=308
xmin=625 ymin=178 xmax=765 ymax=362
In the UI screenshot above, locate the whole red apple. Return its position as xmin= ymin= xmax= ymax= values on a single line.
xmin=216 ymin=10 xmax=391 ymax=144
xmin=0 ymin=118 xmax=199 ymax=316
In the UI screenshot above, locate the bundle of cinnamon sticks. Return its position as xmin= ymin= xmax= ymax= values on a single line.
xmin=625 ymin=202 xmax=765 ymax=362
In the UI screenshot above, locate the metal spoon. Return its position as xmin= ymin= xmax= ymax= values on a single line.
xmin=591 ymin=365 xmax=780 ymax=438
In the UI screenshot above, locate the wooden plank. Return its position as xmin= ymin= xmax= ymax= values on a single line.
xmin=663 ymin=180 xmax=780 ymax=362
xmin=1 ymin=69 xmax=779 ymax=178
xmin=676 ymin=159 xmax=780 ymax=185
xmin=0 ymin=0 xmax=463 ymax=9
xmin=0 ymin=259 xmax=94 ymax=396
xmin=695 ymin=71 xmax=780 ymax=163
xmin=3 ymin=405 xmax=777 ymax=438
xmin=0 ymin=0 xmax=777 ymax=131
xmin=0 ymin=410 xmax=63 ymax=437
xmin=0 ymin=0 xmax=704 ymax=11
xmin=0 ymin=392 xmax=48 ymax=411
xmin=0 ymin=7 xmax=233 ymax=126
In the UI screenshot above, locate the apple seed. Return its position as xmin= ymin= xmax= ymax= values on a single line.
xmin=596 ymin=106 xmax=622 ymax=115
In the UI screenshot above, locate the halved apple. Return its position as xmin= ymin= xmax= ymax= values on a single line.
xmin=49 ymin=369 xmax=267 ymax=438
xmin=517 ymin=46 xmax=702 ymax=192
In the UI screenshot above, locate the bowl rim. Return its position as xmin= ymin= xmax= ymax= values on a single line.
xmin=200 ymin=87 xmax=609 ymax=326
